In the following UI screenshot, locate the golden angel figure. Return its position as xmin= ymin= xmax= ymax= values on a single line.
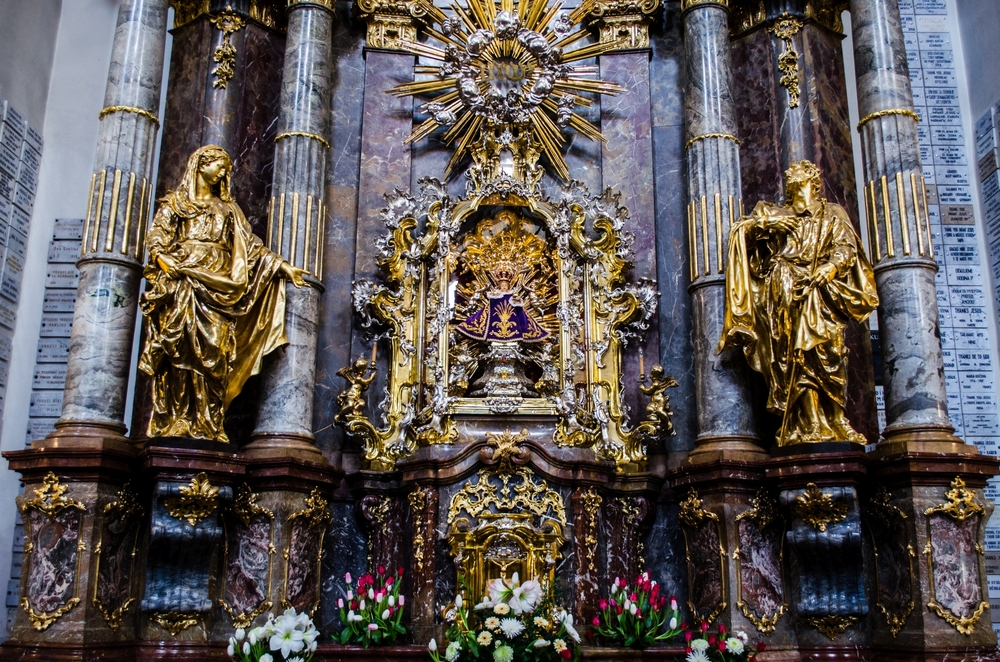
xmin=138 ymin=145 xmax=306 ymax=442
xmin=718 ymin=161 xmax=879 ymax=445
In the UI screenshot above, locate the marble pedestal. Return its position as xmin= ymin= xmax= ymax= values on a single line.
xmin=670 ymin=459 xmax=788 ymax=643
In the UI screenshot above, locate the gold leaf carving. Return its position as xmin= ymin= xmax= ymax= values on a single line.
xmin=794 ymin=483 xmax=847 ymax=532
xmin=165 ymin=473 xmax=219 ymax=526
xmin=805 ymin=615 xmax=857 ymax=640
xmin=924 ymin=477 xmax=986 ymax=522
xmin=151 ymin=611 xmax=199 ymax=635
xmin=679 ymin=489 xmax=718 ymax=527
xmin=21 ymin=473 xmax=86 ymax=519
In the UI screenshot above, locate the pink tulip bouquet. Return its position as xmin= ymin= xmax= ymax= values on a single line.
xmin=589 ymin=571 xmax=682 ymax=648
xmin=428 ymin=573 xmax=581 ymax=662
xmin=334 ymin=566 xmax=407 ymax=647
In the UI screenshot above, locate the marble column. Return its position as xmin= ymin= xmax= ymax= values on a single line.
xmin=848 ymin=0 xmax=967 ymax=454
xmin=51 ymin=0 xmax=169 ymax=444
xmin=247 ymin=0 xmax=333 ymax=462
xmin=682 ymin=0 xmax=761 ymax=461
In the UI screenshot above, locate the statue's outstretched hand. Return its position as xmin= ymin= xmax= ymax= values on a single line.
xmin=281 ymin=262 xmax=308 ymax=287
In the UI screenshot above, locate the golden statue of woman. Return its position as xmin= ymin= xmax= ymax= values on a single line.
xmin=138 ymin=145 xmax=306 ymax=442
xmin=718 ymin=161 xmax=879 ymax=446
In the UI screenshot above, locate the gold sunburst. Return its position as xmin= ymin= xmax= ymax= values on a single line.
xmin=390 ymin=0 xmax=625 ymax=180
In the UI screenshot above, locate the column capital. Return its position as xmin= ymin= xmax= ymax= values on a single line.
xmin=586 ymin=0 xmax=661 ymax=50
xmin=681 ymin=0 xmax=727 ymax=13
xmin=170 ymin=0 xmax=287 ymax=31
xmin=355 ymin=0 xmax=426 ymax=50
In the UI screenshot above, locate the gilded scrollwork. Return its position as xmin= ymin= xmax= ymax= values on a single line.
xmin=282 ymin=489 xmax=331 ymax=616
xmin=164 ymin=473 xmax=220 ymax=527
xmin=768 ymin=15 xmax=802 ymax=108
xmin=587 ymin=0 xmax=662 ymax=49
xmin=409 ymin=487 xmax=429 ymax=574
xmin=582 ymin=488 xmax=602 ymax=572
xmin=805 ymin=615 xmax=857 ymax=640
xmin=151 ymin=611 xmax=200 ymax=635
xmin=210 ymin=10 xmax=245 ymax=89
xmin=447 ymin=432 xmax=567 ymax=600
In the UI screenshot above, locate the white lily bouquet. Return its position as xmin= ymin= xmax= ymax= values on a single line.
xmin=228 ymin=607 xmax=319 ymax=662
xmin=428 ymin=573 xmax=581 ymax=662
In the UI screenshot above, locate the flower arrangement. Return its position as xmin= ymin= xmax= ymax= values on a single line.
xmin=683 ymin=621 xmax=765 ymax=662
xmin=334 ymin=566 xmax=407 ymax=647
xmin=428 ymin=573 xmax=582 ymax=662
xmin=227 ymin=607 xmax=319 ymax=662
xmin=589 ymin=571 xmax=682 ymax=648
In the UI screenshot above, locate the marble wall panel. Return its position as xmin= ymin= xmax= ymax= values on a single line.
xmin=319 ymin=499 xmax=367 ymax=634
xmin=927 ymin=513 xmax=984 ymax=622
xmin=642 ymin=501 xmax=687 ymax=615
xmin=315 ymin=2 xmax=365 ymax=460
xmin=651 ymin=2 xmax=695 ymax=457
xmin=25 ymin=508 xmax=82 ymax=617
xmin=683 ymin=517 xmax=725 ymax=622
xmin=736 ymin=518 xmax=784 ymax=625
xmin=222 ymin=514 xmax=272 ymax=621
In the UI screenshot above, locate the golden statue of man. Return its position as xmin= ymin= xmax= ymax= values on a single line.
xmin=138 ymin=145 xmax=306 ymax=442
xmin=718 ymin=160 xmax=879 ymax=445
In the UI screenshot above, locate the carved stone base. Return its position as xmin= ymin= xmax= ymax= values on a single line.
xmin=686 ymin=434 xmax=768 ymax=464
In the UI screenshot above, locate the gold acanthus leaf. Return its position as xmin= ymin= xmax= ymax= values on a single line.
xmin=164 ymin=473 xmax=220 ymax=527
xmin=924 ymin=477 xmax=986 ymax=522
xmin=794 ymin=483 xmax=847 ymax=532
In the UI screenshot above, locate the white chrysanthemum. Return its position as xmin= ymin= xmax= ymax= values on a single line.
xmin=445 ymin=640 xmax=462 ymax=662
xmin=690 ymin=638 xmax=710 ymax=652
xmin=485 ymin=617 xmax=501 ymax=630
xmin=686 ymin=651 xmax=710 ymax=662
xmin=493 ymin=603 xmax=511 ymax=615
xmin=478 ymin=631 xmax=493 ymax=645
xmin=493 ymin=644 xmax=514 ymax=662
xmin=727 ymin=638 xmax=745 ymax=655
xmin=499 ymin=617 xmax=526 ymax=639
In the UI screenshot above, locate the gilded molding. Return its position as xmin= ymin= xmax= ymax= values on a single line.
xmin=170 ymin=0 xmax=287 ymax=31
xmin=682 ymin=0 xmax=728 ymax=12
xmin=19 ymin=473 xmax=87 ymax=631
xmin=587 ymin=0 xmax=661 ymax=50
xmin=98 ymin=105 xmax=160 ymax=128
xmin=164 ymin=473 xmax=220 ymax=527
xmin=794 ymin=483 xmax=847 ymax=532
xmin=210 ymin=10 xmax=246 ymax=89
xmin=728 ymin=0 xmax=846 ymax=37
xmin=857 ymin=108 xmax=921 ymax=132
xmin=275 ymin=131 xmax=331 ymax=150
xmin=769 ymin=15 xmax=802 ymax=108
xmin=685 ymin=132 xmax=740 ymax=150
xmin=679 ymin=488 xmax=718 ymax=527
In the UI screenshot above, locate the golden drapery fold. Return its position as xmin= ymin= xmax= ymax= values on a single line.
xmin=718 ymin=199 xmax=879 ymax=444
xmin=138 ymin=146 xmax=289 ymax=443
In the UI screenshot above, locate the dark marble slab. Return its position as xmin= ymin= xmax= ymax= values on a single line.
xmin=315 ymin=1 xmax=366 ymax=459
